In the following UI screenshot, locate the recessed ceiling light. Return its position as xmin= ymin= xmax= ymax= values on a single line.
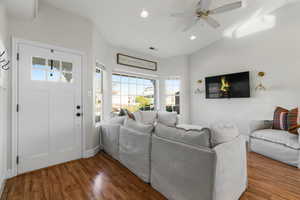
xmin=140 ymin=9 xmax=149 ymax=18
xmin=190 ymin=35 xmax=197 ymax=40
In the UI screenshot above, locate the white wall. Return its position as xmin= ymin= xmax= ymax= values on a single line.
xmin=7 ymin=1 xmax=98 ymax=167
xmin=0 ymin=2 xmax=8 ymax=196
xmin=159 ymin=56 xmax=190 ymax=123
xmin=6 ymin=1 xmax=191 ymax=172
xmin=189 ymin=3 xmax=300 ymax=135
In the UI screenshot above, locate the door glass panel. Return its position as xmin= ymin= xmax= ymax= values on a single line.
xmin=32 ymin=57 xmax=48 ymax=70
xmin=32 ymin=69 xmax=46 ymax=81
xmin=32 ymin=57 xmax=47 ymax=80
xmin=62 ymin=62 xmax=73 ymax=72
xmin=61 ymin=72 xmax=73 ymax=83
xmin=48 ymin=60 xmax=60 ymax=82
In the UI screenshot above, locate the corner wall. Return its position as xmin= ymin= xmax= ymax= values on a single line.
xmin=0 ymin=2 xmax=8 ymax=196
xmin=189 ymin=3 xmax=300 ymax=135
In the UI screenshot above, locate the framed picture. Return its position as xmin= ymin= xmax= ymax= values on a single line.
xmin=117 ymin=53 xmax=157 ymax=71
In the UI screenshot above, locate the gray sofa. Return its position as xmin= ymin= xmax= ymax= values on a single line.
xmin=101 ymin=111 xmax=247 ymax=200
xmin=249 ymin=120 xmax=300 ymax=168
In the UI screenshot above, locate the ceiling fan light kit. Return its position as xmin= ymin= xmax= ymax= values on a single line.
xmin=171 ymin=0 xmax=243 ymax=32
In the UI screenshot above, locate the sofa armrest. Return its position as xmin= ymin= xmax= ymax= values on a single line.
xmin=100 ymin=123 xmax=122 ymax=160
xmin=213 ymin=136 xmax=247 ymax=200
xmin=249 ymin=120 xmax=273 ymax=134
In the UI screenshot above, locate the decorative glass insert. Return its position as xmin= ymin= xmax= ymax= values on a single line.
xmin=48 ymin=60 xmax=60 ymax=81
xmin=31 ymin=57 xmax=74 ymax=83
xmin=61 ymin=72 xmax=73 ymax=83
xmin=62 ymin=62 xmax=73 ymax=72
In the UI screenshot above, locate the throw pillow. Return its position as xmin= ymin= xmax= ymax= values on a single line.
xmin=272 ymin=107 xmax=289 ymax=131
xmin=287 ymin=108 xmax=300 ymax=134
xmin=124 ymin=118 xmax=154 ymax=134
xmin=157 ymin=111 xmax=178 ymax=127
xmin=210 ymin=122 xmax=240 ymax=146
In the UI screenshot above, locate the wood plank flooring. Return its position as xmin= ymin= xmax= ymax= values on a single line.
xmin=2 ymin=151 xmax=300 ymax=200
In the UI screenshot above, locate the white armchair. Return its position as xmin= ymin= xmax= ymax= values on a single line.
xmin=249 ymin=120 xmax=300 ymax=168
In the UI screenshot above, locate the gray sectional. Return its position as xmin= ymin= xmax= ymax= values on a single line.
xmin=100 ymin=111 xmax=247 ymax=200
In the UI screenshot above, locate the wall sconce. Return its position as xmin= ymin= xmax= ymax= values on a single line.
xmin=194 ymin=79 xmax=204 ymax=94
xmin=255 ymin=71 xmax=266 ymax=91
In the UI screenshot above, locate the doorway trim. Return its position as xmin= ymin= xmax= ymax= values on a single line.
xmin=11 ymin=38 xmax=87 ymax=177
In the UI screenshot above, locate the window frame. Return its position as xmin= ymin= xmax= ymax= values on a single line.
xmin=112 ymin=73 xmax=157 ymax=113
xmin=94 ymin=65 xmax=104 ymax=126
xmin=165 ymin=77 xmax=181 ymax=115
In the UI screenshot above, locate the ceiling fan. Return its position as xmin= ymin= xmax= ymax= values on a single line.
xmin=171 ymin=0 xmax=242 ymax=31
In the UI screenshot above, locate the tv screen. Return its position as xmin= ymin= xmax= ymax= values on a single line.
xmin=205 ymin=71 xmax=250 ymax=99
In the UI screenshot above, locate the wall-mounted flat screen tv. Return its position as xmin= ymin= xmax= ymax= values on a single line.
xmin=205 ymin=71 xmax=250 ymax=99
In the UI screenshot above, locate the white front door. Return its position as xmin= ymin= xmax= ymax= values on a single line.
xmin=18 ymin=43 xmax=82 ymax=174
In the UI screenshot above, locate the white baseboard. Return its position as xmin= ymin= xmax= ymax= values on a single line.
xmin=6 ymin=169 xmax=14 ymax=179
xmin=83 ymin=145 xmax=100 ymax=158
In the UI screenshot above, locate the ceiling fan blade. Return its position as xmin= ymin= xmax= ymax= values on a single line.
xmin=209 ymin=1 xmax=242 ymax=14
xmin=202 ymin=16 xmax=220 ymax=28
xmin=197 ymin=0 xmax=212 ymax=11
xmin=171 ymin=12 xmax=195 ymax=18
xmin=182 ymin=17 xmax=199 ymax=32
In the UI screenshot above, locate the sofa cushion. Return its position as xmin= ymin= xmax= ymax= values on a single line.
xmin=210 ymin=123 xmax=240 ymax=146
xmin=155 ymin=123 xmax=211 ymax=148
xmin=251 ymin=129 xmax=300 ymax=150
xmin=124 ymin=118 xmax=154 ymax=134
xmin=272 ymin=107 xmax=289 ymax=131
xmin=157 ymin=111 xmax=177 ymax=127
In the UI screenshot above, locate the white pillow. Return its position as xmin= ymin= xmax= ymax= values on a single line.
xmin=133 ymin=111 xmax=142 ymax=122
xmin=157 ymin=112 xmax=178 ymax=127
xmin=108 ymin=116 xmax=126 ymax=125
xmin=210 ymin=122 xmax=240 ymax=146
xmin=140 ymin=111 xmax=157 ymax=125
xmin=124 ymin=118 xmax=154 ymax=134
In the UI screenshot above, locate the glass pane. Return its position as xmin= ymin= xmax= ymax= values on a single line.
xmin=112 ymin=96 xmax=121 ymax=113
xmin=144 ymin=79 xmax=152 ymax=86
xmin=48 ymin=71 xmax=60 ymax=82
xmin=32 ymin=57 xmax=48 ymax=70
xmin=121 ymin=76 xmax=129 ymax=83
xmin=129 ymin=77 xmax=136 ymax=84
xmin=137 ymin=78 xmax=143 ymax=85
xmin=47 ymin=60 xmax=60 ymax=82
xmin=95 ymin=70 xmax=102 ymax=92
xmin=32 ymin=69 xmax=46 ymax=81
xmin=61 ymin=72 xmax=73 ymax=83
xmin=121 ymin=96 xmax=129 ymax=107
xmin=137 ymin=85 xmax=144 ymax=95
xmin=48 ymin=60 xmax=60 ymax=71
xmin=121 ymin=83 xmax=129 ymax=95
xmin=112 ymin=75 xmax=121 ymax=82
xmin=129 ymin=84 xmax=136 ymax=95
xmin=62 ymin=61 xmax=73 ymax=72
xmin=112 ymin=82 xmax=121 ymax=95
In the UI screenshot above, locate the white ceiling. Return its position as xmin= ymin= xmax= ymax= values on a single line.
xmin=5 ymin=0 xmax=295 ymax=57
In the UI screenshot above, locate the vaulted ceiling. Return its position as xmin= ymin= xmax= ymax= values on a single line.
xmin=4 ymin=0 xmax=297 ymax=57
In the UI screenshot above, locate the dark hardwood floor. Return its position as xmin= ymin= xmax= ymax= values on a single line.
xmin=1 ymin=152 xmax=300 ymax=200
